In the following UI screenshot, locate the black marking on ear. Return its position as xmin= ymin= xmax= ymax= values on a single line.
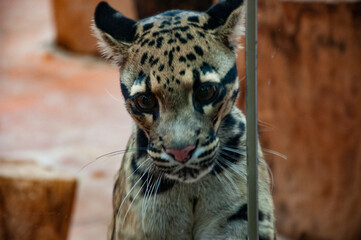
xmin=221 ymin=64 xmax=238 ymax=85
xmin=143 ymin=23 xmax=154 ymax=31
xmin=94 ymin=1 xmax=136 ymax=43
xmin=188 ymin=16 xmax=199 ymax=23
xmin=121 ymin=83 xmax=130 ymax=99
xmin=186 ymin=33 xmax=194 ymax=40
xmin=200 ymin=62 xmax=215 ymax=74
xmin=194 ymin=46 xmax=204 ymax=56
xmin=141 ymin=53 xmax=148 ymax=64
xmin=156 ymin=37 xmax=164 ymax=48
xmin=228 ymin=204 xmax=247 ymax=221
xmin=179 ymin=56 xmax=186 ymax=62
xmin=186 ymin=53 xmax=196 ymax=61
xmin=204 ymin=0 xmax=244 ymax=30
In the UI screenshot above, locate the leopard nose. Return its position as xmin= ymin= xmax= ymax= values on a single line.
xmin=165 ymin=145 xmax=196 ymax=163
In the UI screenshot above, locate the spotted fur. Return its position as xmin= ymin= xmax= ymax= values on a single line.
xmin=93 ymin=0 xmax=275 ymax=239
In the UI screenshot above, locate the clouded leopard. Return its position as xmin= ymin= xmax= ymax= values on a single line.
xmin=93 ymin=0 xmax=275 ymax=239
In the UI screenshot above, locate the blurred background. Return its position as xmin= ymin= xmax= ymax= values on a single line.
xmin=0 ymin=0 xmax=360 ymax=239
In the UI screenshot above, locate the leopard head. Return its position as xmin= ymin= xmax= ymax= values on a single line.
xmin=94 ymin=0 xmax=245 ymax=182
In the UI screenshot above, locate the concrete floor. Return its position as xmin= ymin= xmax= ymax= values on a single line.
xmin=0 ymin=0 xmax=132 ymax=239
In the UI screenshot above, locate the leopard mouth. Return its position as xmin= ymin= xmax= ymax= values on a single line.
xmin=164 ymin=160 xmax=215 ymax=183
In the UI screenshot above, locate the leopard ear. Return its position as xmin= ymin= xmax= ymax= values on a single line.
xmin=93 ymin=1 xmax=137 ymax=65
xmin=205 ymin=0 xmax=246 ymax=52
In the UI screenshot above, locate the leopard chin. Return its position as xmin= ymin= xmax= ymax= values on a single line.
xmin=163 ymin=163 xmax=215 ymax=183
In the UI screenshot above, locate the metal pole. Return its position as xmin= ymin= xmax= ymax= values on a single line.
xmin=245 ymin=0 xmax=259 ymax=239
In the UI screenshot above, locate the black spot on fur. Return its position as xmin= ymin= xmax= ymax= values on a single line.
xmin=176 ymin=79 xmax=181 ymax=84
xmin=141 ymin=39 xmax=149 ymax=47
xmin=156 ymin=76 xmax=161 ymax=83
xmin=158 ymin=64 xmax=165 ymax=71
xmin=179 ymin=70 xmax=185 ymax=75
xmin=152 ymin=31 xmax=160 ymax=37
xmin=188 ymin=16 xmax=199 ymax=23
xmin=197 ymin=31 xmax=205 ymax=38
xmin=150 ymin=57 xmax=159 ymax=67
xmin=156 ymin=37 xmax=164 ymax=48
xmin=175 ymin=32 xmax=187 ymax=44
xmin=141 ymin=53 xmax=148 ymax=65
xmin=176 ymin=46 xmax=180 ymax=52
xmin=179 ymin=56 xmax=186 ymax=62
xmin=164 ymin=50 xmax=168 ymax=56
xmin=221 ymin=64 xmax=238 ymax=85
xmin=228 ymin=204 xmax=248 ymax=221
xmin=172 ymin=26 xmax=190 ymax=32
xmin=259 ymin=237 xmax=270 ymax=240
xmin=148 ymin=40 xmax=155 ymax=46
xmin=168 ymin=51 xmax=174 ymax=66
xmin=168 ymin=39 xmax=175 ymax=44
xmin=186 ymin=53 xmax=196 ymax=61
xmin=143 ymin=23 xmax=154 ymax=31
xmin=201 ymin=62 xmax=215 ymax=74
xmin=194 ymin=46 xmax=204 ymax=56
xmin=192 ymin=197 xmax=198 ymax=213
xmin=186 ymin=33 xmax=194 ymax=40
xmin=136 ymin=128 xmax=148 ymax=158
xmin=121 ymin=83 xmax=130 ymax=99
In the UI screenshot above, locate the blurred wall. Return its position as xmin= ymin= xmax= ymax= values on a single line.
xmin=52 ymin=0 xmax=361 ymax=239
xmin=253 ymin=0 xmax=361 ymax=239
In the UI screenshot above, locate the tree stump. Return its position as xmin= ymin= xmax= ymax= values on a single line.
xmin=0 ymin=160 xmax=77 ymax=240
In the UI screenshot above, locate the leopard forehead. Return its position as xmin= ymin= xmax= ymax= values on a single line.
xmin=123 ymin=10 xmax=235 ymax=97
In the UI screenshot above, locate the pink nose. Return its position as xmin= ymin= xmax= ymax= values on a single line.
xmin=165 ymin=145 xmax=196 ymax=163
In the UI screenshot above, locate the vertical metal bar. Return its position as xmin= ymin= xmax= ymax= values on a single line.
xmin=246 ymin=0 xmax=259 ymax=239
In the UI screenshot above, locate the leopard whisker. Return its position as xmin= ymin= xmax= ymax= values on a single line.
xmin=116 ymin=163 xmax=152 ymax=226
xmin=263 ymin=148 xmax=288 ymax=160
xmin=122 ymin=177 xmax=148 ymax=225
xmin=214 ymin=160 xmax=239 ymax=192
xmin=220 ymin=146 xmax=247 ymax=157
xmin=218 ymin=154 xmax=247 ymax=180
xmin=127 ymin=157 xmax=151 ymax=180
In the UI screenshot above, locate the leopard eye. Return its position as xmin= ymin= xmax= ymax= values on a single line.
xmin=194 ymin=84 xmax=218 ymax=104
xmin=134 ymin=93 xmax=157 ymax=112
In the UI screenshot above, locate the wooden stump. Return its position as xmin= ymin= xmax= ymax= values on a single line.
xmin=0 ymin=160 xmax=77 ymax=240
